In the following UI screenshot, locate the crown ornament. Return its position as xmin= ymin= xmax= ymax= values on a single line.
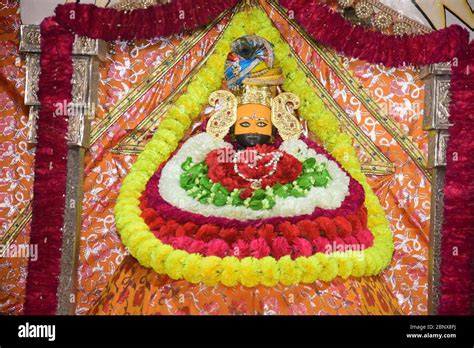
xmin=206 ymin=35 xmax=301 ymax=141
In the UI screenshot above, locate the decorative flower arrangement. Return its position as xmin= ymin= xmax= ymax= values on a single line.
xmin=28 ymin=0 xmax=472 ymax=313
xmin=160 ymin=133 xmax=349 ymax=218
xmin=279 ymin=0 xmax=468 ymax=67
xmin=114 ymin=8 xmax=395 ymax=287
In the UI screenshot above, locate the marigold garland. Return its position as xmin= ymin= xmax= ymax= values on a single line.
xmin=115 ymin=8 xmax=394 ymax=287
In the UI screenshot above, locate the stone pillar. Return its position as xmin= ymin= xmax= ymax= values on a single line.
xmin=420 ymin=62 xmax=451 ymax=315
xmin=20 ymin=25 xmax=105 ymax=314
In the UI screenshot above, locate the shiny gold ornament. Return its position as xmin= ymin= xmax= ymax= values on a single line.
xmin=393 ymin=22 xmax=412 ymax=36
xmin=337 ymin=0 xmax=354 ymax=8
xmin=373 ymin=12 xmax=392 ymax=30
xmin=271 ymin=92 xmax=301 ymax=141
xmin=206 ymin=90 xmax=238 ymax=139
xmin=355 ymin=1 xmax=374 ymax=20
xmin=239 ymin=84 xmax=274 ymax=108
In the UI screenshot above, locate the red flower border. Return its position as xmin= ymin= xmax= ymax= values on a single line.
xmin=438 ymin=42 xmax=474 ymax=315
xmin=24 ymin=17 xmax=74 ymax=315
xmin=279 ymin=0 xmax=468 ymax=67
xmin=25 ymin=0 xmax=238 ymax=315
xmin=26 ymin=0 xmax=472 ymax=314
xmin=279 ymin=0 xmax=473 ymax=315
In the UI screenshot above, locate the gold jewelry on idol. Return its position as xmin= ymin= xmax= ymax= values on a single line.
xmin=206 ymin=81 xmax=301 ymax=141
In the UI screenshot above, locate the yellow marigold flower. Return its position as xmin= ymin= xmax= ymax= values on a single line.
xmin=164 ymin=250 xmax=188 ymax=280
xmin=221 ymin=256 xmax=240 ymax=287
xmin=278 ymin=256 xmax=302 ymax=285
xmin=182 ymin=253 xmax=203 ymax=284
xmin=239 ymin=257 xmax=261 ymax=288
xmin=150 ymin=244 xmax=173 ymax=274
xmin=351 ymin=253 xmax=366 ymax=277
xmin=159 ymin=118 xmax=187 ymax=140
xmin=295 ymin=256 xmax=320 ymax=284
xmin=335 ymin=256 xmax=353 ymax=279
xmin=136 ymin=238 xmax=161 ymax=268
xmin=259 ymin=257 xmax=280 ymax=287
xmin=319 ymin=257 xmax=338 ymax=282
xmin=201 ymin=256 xmax=222 ymax=286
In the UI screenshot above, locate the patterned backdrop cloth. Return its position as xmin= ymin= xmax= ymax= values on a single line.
xmin=0 ymin=0 xmax=430 ymax=315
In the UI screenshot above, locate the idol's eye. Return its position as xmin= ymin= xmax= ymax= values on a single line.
xmin=239 ymin=122 xmax=251 ymax=127
xmin=257 ymin=122 xmax=268 ymax=127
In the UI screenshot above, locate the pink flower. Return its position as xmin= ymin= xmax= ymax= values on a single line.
xmin=343 ymin=236 xmax=360 ymax=250
xmin=292 ymin=238 xmax=313 ymax=258
xmin=249 ymin=238 xmax=270 ymax=258
xmin=231 ymin=239 xmax=250 ymax=258
xmin=271 ymin=237 xmax=291 ymax=259
xmin=206 ymin=239 xmax=229 ymax=257
xmin=171 ymin=236 xmax=193 ymax=250
xmin=355 ymin=229 xmax=374 ymax=248
xmin=188 ymin=240 xmax=207 ymax=254
xmin=312 ymin=236 xmax=331 ymax=253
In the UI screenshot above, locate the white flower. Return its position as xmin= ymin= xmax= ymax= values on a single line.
xmin=158 ymin=133 xmax=350 ymax=221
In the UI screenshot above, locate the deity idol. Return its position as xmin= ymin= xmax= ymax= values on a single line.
xmin=138 ymin=35 xmax=375 ymax=265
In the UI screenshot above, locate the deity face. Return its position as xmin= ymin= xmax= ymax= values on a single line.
xmin=234 ymin=103 xmax=272 ymax=148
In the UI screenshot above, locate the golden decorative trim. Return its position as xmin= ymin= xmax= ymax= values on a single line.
xmin=206 ymin=91 xmax=238 ymax=139
xmin=240 ymin=85 xmax=274 ymax=107
xmin=365 ymin=0 xmax=431 ymax=34
xmin=0 ymin=203 xmax=32 ymax=257
xmin=267 ymin=0 xmax=394 ymax=176
xmin=89 ymin=8 xmax=230 ymax=145
xmin=321 ymin=0 xmax=432 ymax=35
xmin=111 ymin=5 xmax=240 ymax=154
xmin=271 ymin=92 xmax=302 ymax=141
xmin=269 ymin=0 xmax=430 ymax=180
xmin=111 ymin=0 xmax=168 ymax=11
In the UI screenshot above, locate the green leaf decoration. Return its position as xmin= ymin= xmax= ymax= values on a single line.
xmin=199 ymin=176 xmax=213 ymax=190
xmin=297 ymin=174 xmax=313 ymax=189
xmin=252 ymin=188 xmax=266 ymax=200
xmin=213 ymin=192 xmax=228 ymax=206
xmin=181 ymin=157 xmax=193 ymax=171
xmin=303 ymin=157 xmax=316 ymax=169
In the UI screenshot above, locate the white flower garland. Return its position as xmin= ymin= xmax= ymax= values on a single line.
xmin=158 ymin=133 xmax=350 ymax=221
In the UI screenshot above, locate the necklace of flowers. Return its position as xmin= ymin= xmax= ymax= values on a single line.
xmin=232 ymin=149 xmax=283 ymax=189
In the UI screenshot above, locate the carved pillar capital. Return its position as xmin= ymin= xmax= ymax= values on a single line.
xmin=20 ymin=24 xmax=105 ymax=148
